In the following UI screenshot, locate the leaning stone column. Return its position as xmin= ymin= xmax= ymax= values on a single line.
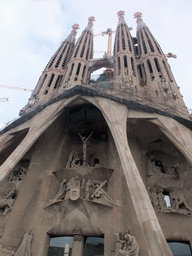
xmin=83 ymin=96 xmax=173 ymax=256
xmin=71 ymin=229 xmax=84 ymax=256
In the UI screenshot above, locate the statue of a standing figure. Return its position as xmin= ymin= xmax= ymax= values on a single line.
xmin=78 ymin=132 xmax=93 ymax=166
xmin=53 ymin=179 xmax=68 ymax=200
xmin=115 ymin=231 xmax=139 ymax=256
xmin=15 ymin=230 xmax=33 ymax=256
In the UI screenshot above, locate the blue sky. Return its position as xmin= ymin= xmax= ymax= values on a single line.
xmin=0 ymin=0 xmax=192 ymax=128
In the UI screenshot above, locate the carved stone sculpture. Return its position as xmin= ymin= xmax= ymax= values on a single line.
xmin=158 ymin=189 xmax=167 ymax=212
xmin=149 ymin=188 xmax=167 ymax=212
xmin=73 ymin=228 xmax=83 ymax=241
xmin=53 ymin=179 xmax=68 ymax=200
xmin=14 ymin=230 xmax=33 ymax=256
xmin=84 ymin=179 xmax=92 ymax=199
xmin=65 ymin=151 xmax=80 ymax=169
xmin=148 ymin=156 xmax=178 ymax=179
xmin=0 ymin=185 xmax=16 ymax=215
xmin=8 ymin=167 xmax=27 ymax=183
xmin=0 ymin=245 xmax=14 ymax=256
xmin=115 ymin=231 xmax=139 ymax=256
xmin=69 ymin=177 xmax=81 ymax=201
xmin=48 ymin=176 xmax=117 ymax=207
xmin=78 ymin=132 xmax=93 ymax=166
xmin=169 ymin=193 xmax=192 ymax=215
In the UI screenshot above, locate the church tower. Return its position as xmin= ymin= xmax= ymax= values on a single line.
xmin=0 ymin=11 xmax=192 ymax=256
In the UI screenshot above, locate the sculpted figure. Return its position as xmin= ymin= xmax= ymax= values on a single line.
xmin=158 ymin=189 xmax=167 ymax=212
xmin=84 ymin=179 xmax=92 ymax=200
xmin=78 ymin=132 xmax=93 ymax=166
xmin=0 ymin=185 xmax=16 ymax=215
xmin=0 ymin=245 xmax=14 ymax=256
xmin=148 ymin=157 xmax=166 ymax=177
xmin=170 ymin=193 xmax=192 ymax=213
xmin=65 ymin=178 xmax=75 ymax=199
xmin=66 ymin=151 xmax=80 ymax=169
xmin=53 ymin=179 xmax=68 ymax=200
xmin=115 ymin=231 xmax=139 ymax=256
xmin=149 ymin=188 xmax=159 ymax=210
xmin=15 ymin=230 xmax=33 ymax=256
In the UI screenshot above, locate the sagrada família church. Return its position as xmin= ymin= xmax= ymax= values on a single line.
xmin=0 ymin=11 xmax=192 ymax=256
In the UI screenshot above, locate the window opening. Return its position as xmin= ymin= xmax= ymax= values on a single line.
xmin=154 ymin=58 xmax=161 ymax=72
xmin=147 ymin=59 xmax=155 ymax=79
xmin=76 ymin=63 xmax=81 ymax=76
xmin=124 ymin=55 xmax=128 ymax=68
xmin=168 ymin=242 xmax=191 ymax=256
xmin=125 ymin=30 xmax=132 ymax=52
xmin=118 ymin=57 xmax=121 ymax=75
xmin=54 ymin=75 xmax=63 ymax=89
xmin=69 ymin=63 xmax=74 ymax=77
xmin=48 ymin=237 xmax=73 ymax=256
xmin=84 ymin=237 xmax=104 ymax=256
xmin=141 ymin=31 xmax=148 ymax=54
xmin=86 ymin=38 xmax=91 ymax=60
xmin=137 ymin=33 xmax=142 ymax=55
xmin=144 ymin=30 xmax=154 ymax=52
xmin=137 ymin=64 xmax=143 ymax=79
xmin=117 ymin=31 xmax=120 ymax=52
xmin=45 ymin=74 xmax=55 ymax=94
xmin=121 ymin=25 xmax=126 ymax=50
xmin=131 ymin=57 xmax=136 ymax=76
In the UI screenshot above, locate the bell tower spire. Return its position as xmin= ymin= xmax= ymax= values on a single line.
xmin=113 ymin=11 xmax=138 ymax=89
xmin=61 ymin=16 xmax=95 ymax=89
xmin=20 ymin=24 xmax=79 ymax=115
xmin=134 ymin=12 xmax=188 ymax=117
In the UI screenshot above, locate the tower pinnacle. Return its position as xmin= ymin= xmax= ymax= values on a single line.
xmin=134 ymin=12 xmax=147 ymax=31
xmin=117 ymin=10 xmax=126 ymax=25
xmin=85 ymin=16 xmax=95 ymax=33
xmin=66 ymin=24 xmax=80 ymax=43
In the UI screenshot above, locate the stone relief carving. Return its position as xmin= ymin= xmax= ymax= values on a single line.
xmin=0 ymin=161 xmax=29 ymax=216
xmin=148 ymin=156 xmax=178 ymax=179
xmin=49 ymin=176 xmax=116 ymax=207
xmin=78 ymin=132 xmax=93 ymax=167
xmin=0 ymin=185 xmax=16 ymax=215
xmin=8 ymin=167 xmax=27 ymax=183
xmin=149 ymin=188 xmax=167 ymax=213
xmin=149 ymin=188 xmax=192 ymax=216
xmin=73 ymin=228 xmax=83 ymax=241
xmin=65 ymin=132 xmax=93 ymax=169
xmin=115 ymin=230 xmax=139 ymax=256
xmin=65 ymin=151 xmax=81 ymax=169
xmin=0 ymin=245 xmax=14 ymax=256
xmin=14 ymin=230 xmax=33 ymax=256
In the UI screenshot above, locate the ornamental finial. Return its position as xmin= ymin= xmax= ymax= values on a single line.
xmin=72 ymin=24 xmax=80 ymax=35
xmin=117 ymin=10 xmax=126 ymax=25
xmin=117 ymin=10 xmax=125 ymax=17
xmin=88 ymin=16 xmax=95 ymax=24
xmin=134 ymin=12 xmax=142 ymax=19
xmin=85 ymin=16 xmax=95 ymax=32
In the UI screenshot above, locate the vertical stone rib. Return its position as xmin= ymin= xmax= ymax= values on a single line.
xmin=88 ymin=96 xmax=173 ymax=256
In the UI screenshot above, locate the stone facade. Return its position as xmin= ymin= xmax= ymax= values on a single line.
xmin=0 ymin=11 xmax=192 ymax=256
